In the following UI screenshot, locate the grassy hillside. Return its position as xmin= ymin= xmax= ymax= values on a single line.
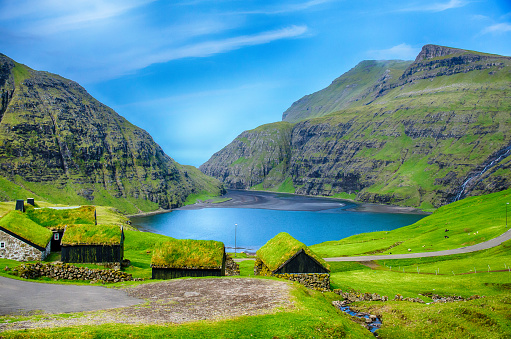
xmin=311 ymin=188 xmax=511 ymax=257
xmin=201 ymin=45 xmax=511 ymax=209
xmin=0 ymin=54 xmax=224 ymax=214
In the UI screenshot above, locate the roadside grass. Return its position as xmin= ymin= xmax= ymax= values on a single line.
xmin=311 ymin=188 xmax=511 ymax=257
xmin=0 ymin=285 xmax=373 ymax=339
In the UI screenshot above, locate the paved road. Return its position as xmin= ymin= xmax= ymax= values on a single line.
xmin=0 ymin=277 xmax=143 ymax=316
xmin=324 ymin=229 xmax=511 ymax=262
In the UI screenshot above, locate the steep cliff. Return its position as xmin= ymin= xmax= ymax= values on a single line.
xmin=201 ymin=45 xmax=511 ymax=209
xmin=0 ymin=54 xmax=224 ymax=213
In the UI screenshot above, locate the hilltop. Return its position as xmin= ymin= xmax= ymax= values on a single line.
xmin=0 ymin=54 xmax=224 ymax=214
xmin=201 ymin=45 xmax=511 ymax=209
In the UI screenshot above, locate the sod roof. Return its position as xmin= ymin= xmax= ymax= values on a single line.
xmin=151 ymin=239 xmax=225 ymax=269
xmin=0 ymin=210 xmax=52 ymax=248
xmin=256 ymin=232 xmax=330 ymax=272
xmin=61 ymin=224 xmax=122 ymax=246
xmin=26 ymin=205 xmax=96 ymax=230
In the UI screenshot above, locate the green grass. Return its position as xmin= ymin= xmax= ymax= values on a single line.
xmin=61 ymin=224 xmax=122 ymax=245
xmin=0 ymin=284 xmax=372 ymax=339
xmin=257 ymin=232 xmax=329 ymax=272
xmin=311 ymin=188 xmax=511 ymax=257
xmin=26 ymin=205 xmax=96 ymax=230
xmin=0 ymin=210 xmax=52 ymax=247
xmin=151 ymin=239 xmax=225 ymax=269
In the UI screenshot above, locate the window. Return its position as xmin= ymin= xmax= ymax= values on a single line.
xmin=0 ymin=242 xmax=5 ymax=249
xmin=54 ymin=233 xmax=60 ymax=241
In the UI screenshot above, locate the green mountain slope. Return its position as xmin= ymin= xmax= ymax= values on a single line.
xmin=282 ymin=60 xmax=412 ymax=122
xmin=0 ymin=54 xmax=224 ymax=214
xmin=201 ymin=45 xmax=511 ymax=209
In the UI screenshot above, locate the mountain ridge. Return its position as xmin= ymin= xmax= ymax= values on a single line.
xmin=201 ymin=44 xmax=511 ymax=209
xmin=0 ymin=54 xmax=224 ymax=214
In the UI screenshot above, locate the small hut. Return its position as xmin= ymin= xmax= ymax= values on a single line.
xmin=61 ymin=224 xmax=124 ymax=263
xmin=255 ymin=232 xmax=330 ymax=291
xmin=26 ymin=205 xmax=97 ymax=251
xmin=0 ymin=211 xmax=52 ymax=261
xmin=151 ymin=239 xmax=226 ymax=279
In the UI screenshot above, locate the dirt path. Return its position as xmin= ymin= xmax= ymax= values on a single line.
xmin=0 ymin=278 xmax=292 ymax=332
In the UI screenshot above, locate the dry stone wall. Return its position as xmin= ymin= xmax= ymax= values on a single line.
xmin=254 ymin=258 xmax=330 ymax=291
xmin=225 ymin=255 xmax=240 ymax=276
xmin=0 ymin=231 xmax=50 ymax=261
xmin=15 ymin=262 xmax=134 ymax=283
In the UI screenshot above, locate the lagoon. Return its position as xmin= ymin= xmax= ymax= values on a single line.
xmin=130 ymin=190 xmax=426 ymax=252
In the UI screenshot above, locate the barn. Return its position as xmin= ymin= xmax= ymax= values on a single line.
xmin=151 ymin=239 xmax=226 ymax=279
xmin=0 ymin=211 xmax=52 ymax=261
xmin=255 ymin=232 xmax=330 ymax=291
xmin=61 ymin=224 xmax=124 ymax=263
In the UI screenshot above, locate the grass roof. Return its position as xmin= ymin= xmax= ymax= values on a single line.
xmin=61 ymin=224 xmax=122 ymax=245
xmin=257 ymin=232 xmax=330 ymax=272
xmin=151 ymin=239 xmax=225 ymax=269
xmin=26 ymin=205 xmax=96 ymax=230
xmin=0 ymin=210 xmax=52 ymax=248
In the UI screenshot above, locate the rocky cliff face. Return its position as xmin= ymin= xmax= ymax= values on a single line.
xmin=201 ymin=45 xmax=511 ymax=209
xmin=0 ymin=54 xmax=223 ymax=213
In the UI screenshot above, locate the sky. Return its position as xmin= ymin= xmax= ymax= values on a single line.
xmin=1 ymin=0 xmax=511 ymax=167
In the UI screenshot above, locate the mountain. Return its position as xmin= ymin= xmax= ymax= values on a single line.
xmin=200 ymin=45 xmax=511 ymax=210
xmin=0 ymin=54 xmax=224 ymax=214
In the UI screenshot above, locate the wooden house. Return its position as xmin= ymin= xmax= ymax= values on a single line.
xmin=26 ymin=205 xmax=97 ymax=251
xmin=61 ymin=224 xmax=124 ymax=263
xmin=151 ymin=239 xmax=226 ymax=279
xmin=0 ymin=211 xmax=52 ymax=261
xmin=256 ymin=232 xmax=330 ymax=275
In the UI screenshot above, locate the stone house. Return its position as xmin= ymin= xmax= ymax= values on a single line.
xmin=0 ymin=211 xmax=52 ymax=261
xmin=255 ymin=232 xmax=330 ymax=291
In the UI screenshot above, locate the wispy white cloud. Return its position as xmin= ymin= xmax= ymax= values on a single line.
xmin=399 ymin=0 xmax=468 ymax=13
xmin=118 ymin=25 xmax=308 ymax=75
xmin=367 ymin=43 xmax=420 ymax=60
xmin=228 ymin=0 xmax=333 ymax=15
xmin=0 ymin=0 xmax=155 ymax=34
xmin=481 ymin=22 xmax=511 ymax=34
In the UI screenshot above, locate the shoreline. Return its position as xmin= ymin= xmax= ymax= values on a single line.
xmin=126 ymin=209 xmax=172 ymax=218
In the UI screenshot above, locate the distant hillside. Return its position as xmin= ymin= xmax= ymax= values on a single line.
xmin=0 ymin=54 xmax=224 ymax=214
xmin=201 ymin=45 xmax=511 ymax=209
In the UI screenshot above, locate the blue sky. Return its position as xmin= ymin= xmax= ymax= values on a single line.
xmin=1 ymin=0 xmax=511 ymax=167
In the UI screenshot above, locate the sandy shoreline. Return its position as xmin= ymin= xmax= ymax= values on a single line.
xmin=126 ymin=209 xmax=172 ymax=218
xmin=174 ymin=189 xmax=429 ymax=215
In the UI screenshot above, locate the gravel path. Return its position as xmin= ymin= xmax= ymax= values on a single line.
xmin=0 ymin=278 xmax=292 ymax=332
xmin=0 ymin=276 xmax=143 ymax=316
xmin=324 ymin=228 xmax=511 ymax=262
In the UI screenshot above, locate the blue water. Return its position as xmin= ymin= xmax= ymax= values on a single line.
xmin=130 ymin=202 xmax=425 ymax=252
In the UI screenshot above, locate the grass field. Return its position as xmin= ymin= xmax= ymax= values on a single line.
xmin=311 ymin=188 xmax=511 ymax=257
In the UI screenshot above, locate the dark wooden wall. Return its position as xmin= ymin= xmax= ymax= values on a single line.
xmin=152 ymin=267 xmax=224 ymax=280
xmin=61 ymin=244 xmax=123 ymax=263
xmin=274 ymin=250 xmax=329 ymax=274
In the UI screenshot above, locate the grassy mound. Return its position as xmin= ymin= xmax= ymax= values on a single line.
xmin=61 ymin=224 xmax=122 ymax=245
xmin=151 ymin=239 xmax=225 ymax=269
xmin=26 ymin=206 xmax=96 ymax=230
xmin=257 ymin=232 xmax=329 ymax=272
xmin=0 ymin=210 xmax=52 ymax=247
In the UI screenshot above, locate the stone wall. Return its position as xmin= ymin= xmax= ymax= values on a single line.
xmin=254 ymin=258 xmax=330 ymax=291
xmin=15 ymin=262 xmax=134 ymax=283
xmin=0 ymin=230 xmax=50 ymax=261
xmin=225 ymin=255 xmax=240 ymax=276
xmin=274 ymin=273 xmax=330 ymax=292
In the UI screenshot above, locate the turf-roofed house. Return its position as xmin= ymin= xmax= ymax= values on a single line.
xmin=151 ymin=239 xmax=226 ymax=279
xmin=26 ymin=205 xmax=97 ymax=252
xmin=61 ymin=224 xmax=124 ymax=264
xmin=0 ymin=210 xmax=52 ymax=261
xmin=255 ymin=232 xmax=330 ymax=291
